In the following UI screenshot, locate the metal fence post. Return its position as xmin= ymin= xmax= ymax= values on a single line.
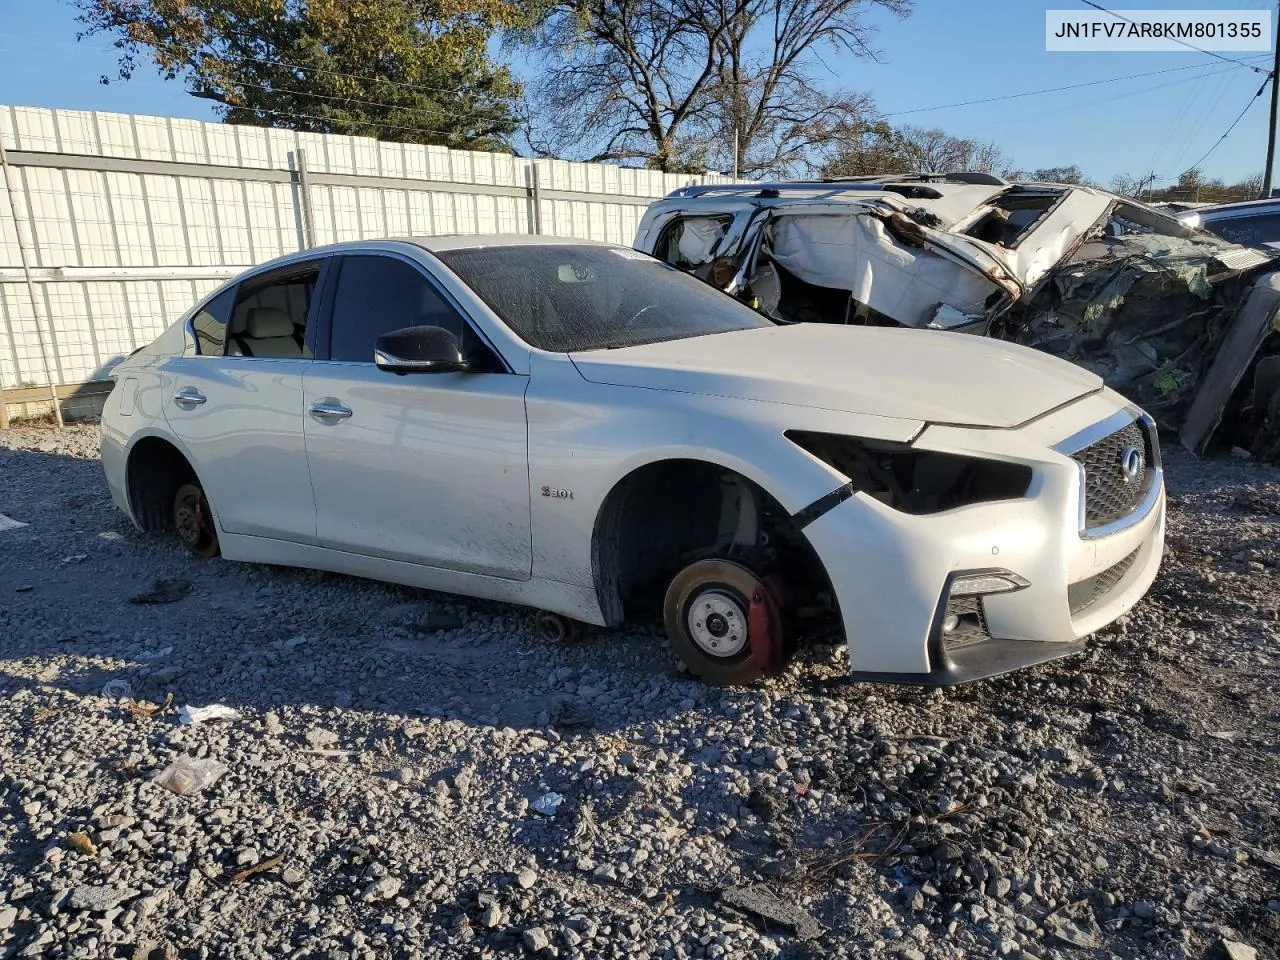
xmin=0 ymin=134 xmax=62 ymax=426
xmin=531 ymin=162 xmax=544 ymax=235
xmin=294 ymin=148 xmax=316 ymax=249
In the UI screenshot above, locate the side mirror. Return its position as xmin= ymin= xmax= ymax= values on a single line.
xmin=374 ymin=325 xmax=468 ymax=374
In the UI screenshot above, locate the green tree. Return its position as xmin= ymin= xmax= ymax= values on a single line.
xmin=75 ymin=0 xmax=525 ymax=149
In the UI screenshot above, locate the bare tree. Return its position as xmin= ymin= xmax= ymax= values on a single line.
xmin=821 ymin=123 xmax=1009 ymax=178
xmin=520 ymin=0 xmax=909 ymax=175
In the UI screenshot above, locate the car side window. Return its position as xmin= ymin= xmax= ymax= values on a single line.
xmin=327 ymin=255 xmax=496 ymax=367
xmin=1209 ymin=213 xmax=1280 ymax=249
xmin=190 ymin=287 xmax=236 ymax=356
xmin=226 ymin=263 xmax=320 ymax=359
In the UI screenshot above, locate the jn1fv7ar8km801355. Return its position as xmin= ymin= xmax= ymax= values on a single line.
xmin=100 ymin=236 xmax=1165 ymax=685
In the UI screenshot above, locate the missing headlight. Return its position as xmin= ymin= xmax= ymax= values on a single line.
xmin=786 ymin=431 xmax=1032 ymax=515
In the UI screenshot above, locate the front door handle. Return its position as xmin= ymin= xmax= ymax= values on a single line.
xmin=309 ymin=399 xmax=353 ymax=423
xmin=173 ymin=387 xmax=206 ymax=409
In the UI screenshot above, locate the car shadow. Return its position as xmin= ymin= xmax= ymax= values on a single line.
xmin=0 ymin=444 xmax=728 ymax=737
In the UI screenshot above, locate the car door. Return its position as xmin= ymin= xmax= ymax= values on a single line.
xmin=302 ymin=251 xmax=532 ymax=579
xmin=159 ymin=258 xmax=327 ymax=542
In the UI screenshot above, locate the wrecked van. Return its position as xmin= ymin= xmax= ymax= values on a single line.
xmin=634 ymin=175 xmax=1280 ymax=457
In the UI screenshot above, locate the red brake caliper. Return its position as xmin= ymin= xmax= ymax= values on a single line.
xmin=748 ymin=575 xmax=788 ymax=675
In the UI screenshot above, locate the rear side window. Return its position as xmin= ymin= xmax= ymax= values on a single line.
xmin=328 ymin=256 xmax=466 ymax=363
xmin=227 ymin=264 xmax=320 ymax=359
xmin=191 ymin=287 xmax=236 ymax=356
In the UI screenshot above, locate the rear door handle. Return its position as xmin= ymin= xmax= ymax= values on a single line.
xmin=309 ymin=399 xmax=353 ymax=423
xmin=173 ymin=387 xmax=206 ymax=409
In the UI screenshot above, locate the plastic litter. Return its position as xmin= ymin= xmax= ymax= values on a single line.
xmin=178 ymin=704 xmax=243 ymax=726
xmin=152 ymin=755 xmax=228 ymax=795
xmin=531 ymin=792 xmax=565 ymax=817
xmin=102 ymin=679 xmax=134 ymax=701
xmin=0 ymin=514 xmax=28 ymax=533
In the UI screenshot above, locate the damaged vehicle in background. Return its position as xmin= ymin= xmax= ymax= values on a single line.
xmin=635 ymin=175 xmax=1280 ymax=459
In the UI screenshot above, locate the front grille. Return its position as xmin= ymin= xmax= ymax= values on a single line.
xmin=942 ymin=595 xmax=989 ymax=649
xmin=1071 ymin=418 xmax=1153 ymax=531
xmin=1068 ymin=547 xmax=1140 ymax=616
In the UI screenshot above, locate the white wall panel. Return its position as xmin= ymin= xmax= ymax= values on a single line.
xmin=1 ymin=105 xmax=738 ymax=391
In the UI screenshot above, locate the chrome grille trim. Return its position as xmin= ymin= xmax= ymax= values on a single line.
xmin=1054 ymin=408 xmax=1163 ymax=540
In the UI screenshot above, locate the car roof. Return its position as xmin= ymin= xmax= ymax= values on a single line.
xmin=1198 ymin=197 xmax=1280 ymax=218
xmin=406 ymin=234 xmax=619 ymax=253
xmin=648 ymin=179 xmax=1117 ymax=230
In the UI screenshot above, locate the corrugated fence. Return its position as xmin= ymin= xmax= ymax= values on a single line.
xmin=0 ymin=104 xmax=725 ymax=421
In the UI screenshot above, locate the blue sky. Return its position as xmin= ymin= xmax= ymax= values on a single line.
xmin=0 ymin=0 xmax=1276 ymax=188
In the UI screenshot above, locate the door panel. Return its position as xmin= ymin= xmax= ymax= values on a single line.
xmin=160 ymin=356 xmax=316 ymax=541
xmin=303 ymin=364 xmax=532 ymax=578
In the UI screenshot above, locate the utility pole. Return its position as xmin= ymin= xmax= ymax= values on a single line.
xmin=1263 ymin=1 xmax=1280 ymax=197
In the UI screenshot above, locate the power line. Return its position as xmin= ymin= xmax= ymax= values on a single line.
xmin=1183 ymin=76 xmax=1271 ymax=172
xmin=1077 ymin=0 xmax=1272 ymax=74
xmin=878 ymin=56 xmax=1269 ymax=119
xmin=958 ymin=61 xmax=1249 ymax=127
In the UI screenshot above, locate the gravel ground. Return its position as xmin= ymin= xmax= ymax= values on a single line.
xmin=0 ymin=422 xmax=1277 ymax=960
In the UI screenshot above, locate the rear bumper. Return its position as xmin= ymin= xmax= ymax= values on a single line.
xmin=801 ymin=392 xmax=1166 ymax=684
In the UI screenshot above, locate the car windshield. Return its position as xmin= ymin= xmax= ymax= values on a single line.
xmin=433 ymin=244 xmax=775 ymax=352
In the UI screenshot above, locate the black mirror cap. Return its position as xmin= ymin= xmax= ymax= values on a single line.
xmin=374 ymin=325 xmax=468 ymax=374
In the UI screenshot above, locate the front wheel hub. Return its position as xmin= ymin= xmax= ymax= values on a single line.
xmin=687 ymin=589 xmax=748 ymax=658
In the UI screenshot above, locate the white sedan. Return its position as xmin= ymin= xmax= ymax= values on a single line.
xmin=101 ymin=236 xmax=1166 ymax=685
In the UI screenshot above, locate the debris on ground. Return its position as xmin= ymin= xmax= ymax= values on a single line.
xmin=531 ymin=792 xmax=564 ymax=817
xmin=178 ymin=704 xmax=243 ymax=726
xmin=66 ymin=831 xmax=98 ymax=857
xmin=128 ymin=578 xmax=192 ymax=605
xmin=128 ymin=693 xmax=173 ymax=720
xmin=1222 ymin=940 xmax=1259 ymax=960
xmin=720 ymin=883 xmax=823 ymax=940
xmin=228 ymin=854 xmax=284 ymax=884
xmin=151 ymin=755 xmax=228 ymax=796
xmin=0 ymin=513 xmax=28 ymax=532
xmin=1044 ymin=900 xmax=1105 ymax=949
xmin=101 ymin=678 xmax=133 ymax=701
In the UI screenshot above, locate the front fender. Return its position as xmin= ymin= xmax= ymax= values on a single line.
xmin=524 ymin=352 xmax=922 ymax=593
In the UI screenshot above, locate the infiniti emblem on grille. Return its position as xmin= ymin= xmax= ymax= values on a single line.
xmin=1119 ymin=445 xmax=1144 ymax=483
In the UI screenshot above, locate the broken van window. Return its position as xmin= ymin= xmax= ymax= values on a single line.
xmin=656 ymin=217 xmax=732 ymax=268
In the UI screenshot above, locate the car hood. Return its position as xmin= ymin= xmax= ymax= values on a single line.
xmin=570 ymin=324 xmax=1102 ymax=428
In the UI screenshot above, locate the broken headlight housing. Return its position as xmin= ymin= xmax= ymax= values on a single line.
xmin=786 ymin=431 xmax=1032 ymax=515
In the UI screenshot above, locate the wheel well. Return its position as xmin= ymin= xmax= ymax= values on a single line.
xmin=126 ymin=437 xmax=198 ymax=533
xmin=591 ymin=459 xmax=837 ymax=630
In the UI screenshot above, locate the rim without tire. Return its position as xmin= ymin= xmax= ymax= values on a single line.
xmin=173 ymin=482 xmax=219 ymax=558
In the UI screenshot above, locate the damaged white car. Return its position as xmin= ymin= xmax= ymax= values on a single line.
xmin=636 ymin=175 xmax=1280 ymax=458
xmin=102 ymin=236 xmax=1164 ymax=686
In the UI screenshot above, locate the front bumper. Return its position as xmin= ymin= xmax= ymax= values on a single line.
xmin=800 ymin=391 xmax=1166 ymax=684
